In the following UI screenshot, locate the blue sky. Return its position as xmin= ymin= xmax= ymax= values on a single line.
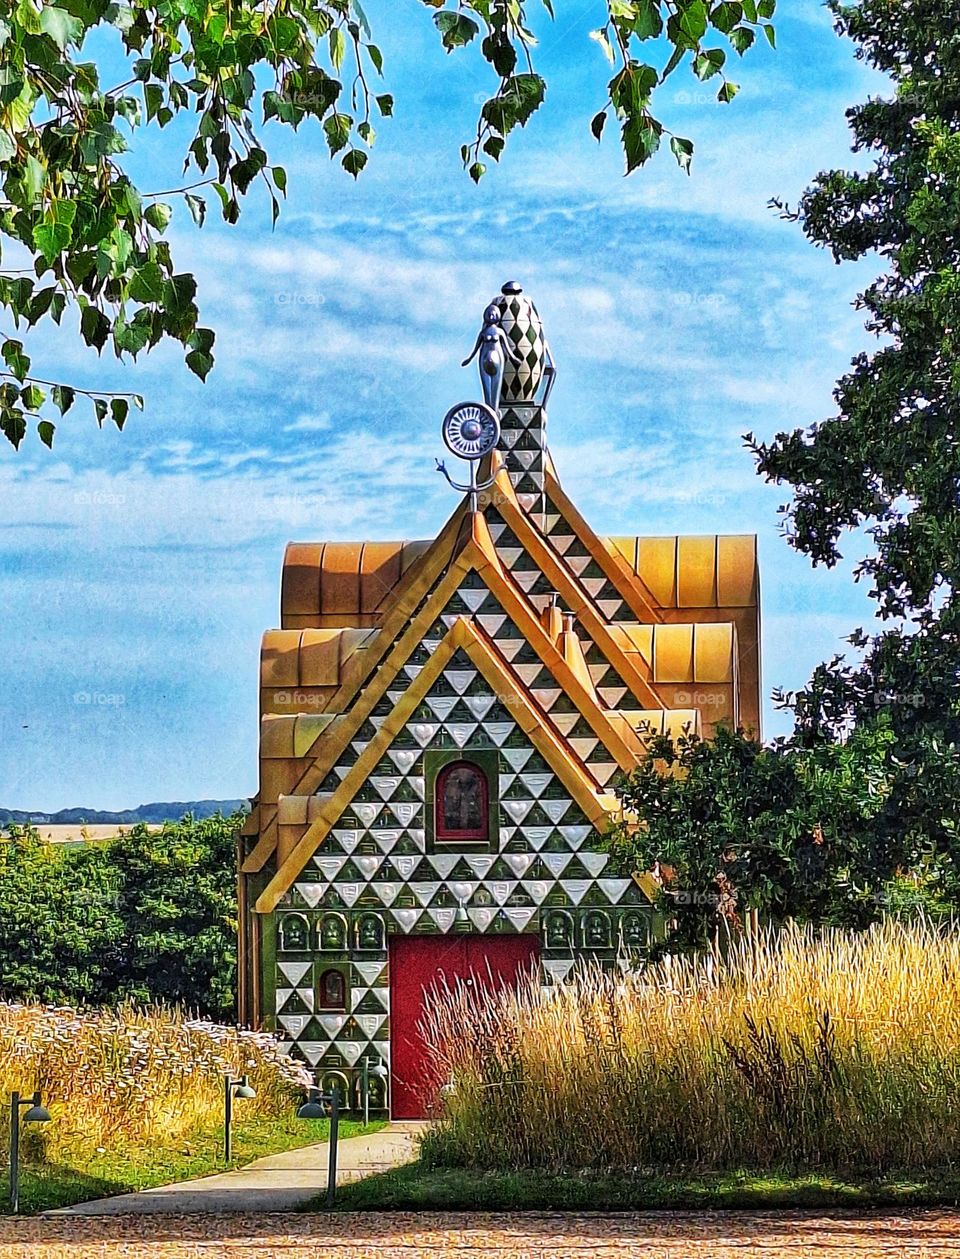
xmin=0 ymin=1 xmax=890 ymax=811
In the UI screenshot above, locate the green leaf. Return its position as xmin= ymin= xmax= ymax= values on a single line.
xmin=678 ymin=0 xmax=709 ymax=44
xmin=341 ymin=149 xmax=368 ymax=178
xmin=591 ymin=110 xmax=607 ymax=141
xmin=710 ymin=1 xmax=743 ymax=34
xmin=763 ymin=23 xmax=776 ymax=48
xmin=185 ymin=192 xmax=207 ymax=226
xmin=329 ymin=27 xmax=346 ymax=70
xmin=129 ymin=262 xmax=164 ymax=304
xmin=1 ymin=408 xmax=26 ymax=449
xmin=435 ymin=12 xmax=480 ymax=51
xmin=729 ymin=26 xmax=755 ymax=55
xmin=80 ymin=306 xmax=110 ymax=352
xmin=272 ymin=166 xmax=287 ymax=194
xmin=33 ymin=221 xmax=72 ymax=263
xmin=0 ymin=129 xmax=15 ymax=162
xmin=52 ymin=384 xmax=75 ymax=415
xmin=632 ymin=0 xmax=663 ymax=37
xmin=718 ymin=79 xmax=740 ymax=102
xmin=39 ymin=7 xmax=84 ymax=49
xmin=21 ymin=383 xmax=45 ymax=411
xmin=694 ymin=48 xmax=726 ymax=80
xmin=481 ymin=74 xmax=546 ymax=137
xmin=376 ymin=93 xmax=394 ymax=117
xmin=670 ymin=135 xmax=694 ymax=173
xmin=367 ymin=43 xmax=384 ymax=75
xmin=37 ymin=420 xmax=55 ymax=448
xmin=2 ymin=340 xmax=30 ymax=382
xmin=94 ymin=397 xmax=108 ymax=426
xmin=323 ymin=113 xmax=352 ymax=156
xmin=110 ymin=398 xmax=129 ymax=430
xmin=186 ymin=348 xmax=214 ymax=380
xmin=469 ymin=161 xmax=486 ymax=183
xmin=483 ymin=135 xmax=505 ymax=161
xmin=145 ymin=202 xmax=173 ymax=232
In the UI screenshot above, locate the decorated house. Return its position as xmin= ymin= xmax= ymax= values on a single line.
xmin=238 ymin=283 xmax=762 ymax=1119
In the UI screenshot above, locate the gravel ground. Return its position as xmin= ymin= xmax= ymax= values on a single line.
xmin=2 ymin=1209 xmax=960 ymax=1258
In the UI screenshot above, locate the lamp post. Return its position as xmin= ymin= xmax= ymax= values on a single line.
xmin=8 ymin=1091 xmax=51 ymax=1214
xmin=223 ymin=1074 xmax=256 ymax=1164
xmin=360 ymin=1057 xmax=389 ymax=1127
xmin=297 ymin=1085 xmax=339 ymax=1208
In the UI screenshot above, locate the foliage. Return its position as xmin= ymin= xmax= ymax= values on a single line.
xmin=0 ymin=1000 xmax=311 ymax=1164
xmin=420 ymin=920 xmax=960 ymax=1173
xmin=604 ymin=721 xmax=904 ymax=951
xmin=0 ymin=812 xmax=241 ymax=1018
xmin=0 ymin=0 xmax=775 ymax=448
xmin=731 ymin=2 xmax=960 ymax=930
xmin=108 ymin=813 xmax=239 ymax=1018
xmin=748 ymin=2 xmax=960 ymax=746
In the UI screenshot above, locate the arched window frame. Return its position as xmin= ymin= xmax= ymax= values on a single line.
xmin=435 ymin=759 xmax=489 ymax=843
xmin=318 ymin=967 xmax=347 ymax=1011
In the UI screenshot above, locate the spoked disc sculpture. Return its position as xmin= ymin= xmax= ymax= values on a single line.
xmin=436 ymin=400 xmax=500 ymax=512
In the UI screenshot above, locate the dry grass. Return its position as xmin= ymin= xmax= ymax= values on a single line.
xmin=0 ymin=1003 xmax=312 ymax=1162
xmin=420 ymin=920 xmax=960 ymax=1173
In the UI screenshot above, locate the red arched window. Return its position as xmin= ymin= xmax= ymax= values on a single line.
xmin=436 ymin=760 xmax=489 ymax=842
xmin=318 ymin=968 xmax=346 ymax=1011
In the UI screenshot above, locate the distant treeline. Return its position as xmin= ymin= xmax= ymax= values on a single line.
xmin=0 ymin=799 xmax=248 ymax=825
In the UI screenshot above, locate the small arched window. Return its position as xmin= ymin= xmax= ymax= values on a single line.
xmin=436 ymin=760 xmax=488 ymax=842
xmin=318 ymin=968 xmax=346 ymax=1011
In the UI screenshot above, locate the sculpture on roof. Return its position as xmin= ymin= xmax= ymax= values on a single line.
xmin=461 ymin=303 xmax=524 ymax=414
xmin=476 ymin=281 xmax=556 ymax=408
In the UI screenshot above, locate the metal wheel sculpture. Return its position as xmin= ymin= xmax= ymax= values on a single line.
xmin=436 ymin=402 xmax=500 ymax=512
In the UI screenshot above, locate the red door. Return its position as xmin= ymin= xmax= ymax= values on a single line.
xmin=389 ymin=933 xmax=539 ymax=1119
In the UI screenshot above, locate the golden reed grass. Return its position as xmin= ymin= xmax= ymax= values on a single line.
xmin=419 ymin=920 xmax=960 ymax=1172
xmin=0 ymin=1003 xmax=311 ymax=1160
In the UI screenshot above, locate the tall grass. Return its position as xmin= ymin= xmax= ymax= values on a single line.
xmin=420 ymin=920 xmax=960 ymax=1173
xmin=0 ymin=1003 xmax=312 ymax=1162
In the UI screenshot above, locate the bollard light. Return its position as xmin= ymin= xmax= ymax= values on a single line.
xmin=223 ymin=1074 xmax=256 ymax=1163
xmin=9 ymin=1091 xmax=52 ymax=1214
xmin=296 ymin=1085 xmax=340 ymax=1207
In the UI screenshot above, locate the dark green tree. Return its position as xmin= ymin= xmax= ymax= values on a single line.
xmin=0 ymin=812 xmax=241 ymax=1017
xmin=745 ymin=0 xmax=960 ymax=894
xmin=0 ymin=825 xmax=123 ymax=1002
xmin=108 ymin=813 xmax=239 ymax=1019
xmin=0 ymin=0 xmax=776 ymax=448
xmin=605 ymin=722 xmax=900 ymax=952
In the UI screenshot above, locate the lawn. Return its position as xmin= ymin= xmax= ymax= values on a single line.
xmin=329 ymin=1162 xmax=960 ymax=1213
xmin=6 ymin=1115 xmax=385 ymax=1215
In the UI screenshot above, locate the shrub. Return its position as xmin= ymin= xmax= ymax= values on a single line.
xmin=420 ymin=920 xmax=960 ymax=1173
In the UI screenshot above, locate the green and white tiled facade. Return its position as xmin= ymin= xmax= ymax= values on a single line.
xmin=242 ymin=281 xmax=761 ymax=1114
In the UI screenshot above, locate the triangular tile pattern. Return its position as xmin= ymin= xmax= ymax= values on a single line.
xmin=497 ymin=404 xmax=546 ymax=519
xmin=282 ymin=651 xmax=652 ymax=1071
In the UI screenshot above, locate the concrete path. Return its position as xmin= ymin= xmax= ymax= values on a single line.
xmin=47 ymin=1123 xmax=426 ymax=1216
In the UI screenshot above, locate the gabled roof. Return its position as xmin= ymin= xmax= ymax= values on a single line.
xmin=254 ymin=616 xmax=618 ymax=914
xmin=245 ymin=508 xmax=656 ymax=873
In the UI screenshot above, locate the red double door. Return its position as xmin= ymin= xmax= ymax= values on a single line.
xmin=389 ymin=934 xmax=539 ymax=1119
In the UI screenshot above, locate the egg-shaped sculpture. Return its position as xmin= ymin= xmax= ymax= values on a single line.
xmin=491 ymin=281 xmax=546 ymax=403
